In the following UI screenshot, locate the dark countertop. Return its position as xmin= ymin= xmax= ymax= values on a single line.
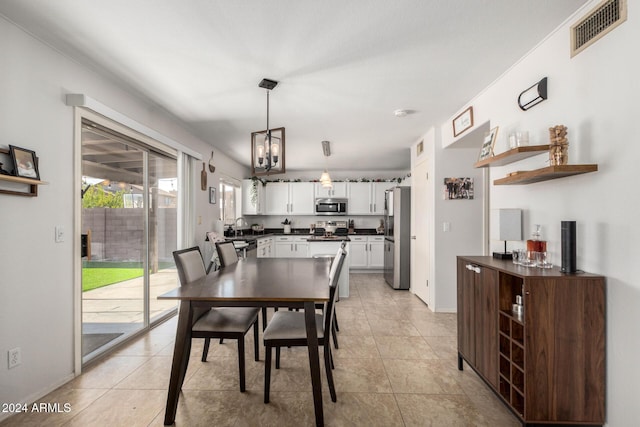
xmin=220 ymin=228 xmax=380 ymax=241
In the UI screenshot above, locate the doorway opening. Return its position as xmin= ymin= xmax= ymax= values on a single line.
xmin=80 ymin=118 xmax=178 ymax=362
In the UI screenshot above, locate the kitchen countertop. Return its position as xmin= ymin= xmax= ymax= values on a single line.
xmin=219 ymin=228 xmax=381 ymax=242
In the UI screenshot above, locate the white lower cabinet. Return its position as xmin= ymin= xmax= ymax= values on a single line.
xmin=274 ymin=235 xmax=310 ymax=258
xmin=257 ymin=237 xmax=273 ymax=258
xmin=348 ymin=236 xmax=384 ymax=269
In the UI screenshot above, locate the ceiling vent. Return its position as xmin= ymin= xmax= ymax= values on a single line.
xmin=571 ymin=0 xmax=627 ymax=57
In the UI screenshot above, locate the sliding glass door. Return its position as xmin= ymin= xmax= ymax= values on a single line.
xmin=80 ymin=119 xmax=178 ymax=362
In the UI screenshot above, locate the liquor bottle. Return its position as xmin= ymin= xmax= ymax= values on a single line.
xmin=526 ymin=224 xmax=547 ymax=261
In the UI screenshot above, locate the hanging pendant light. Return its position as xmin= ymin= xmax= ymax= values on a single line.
xmin=251 ymin=79 xmax=285 ymax=176
xmin=319 ymin=140 xmax=333 ymax=188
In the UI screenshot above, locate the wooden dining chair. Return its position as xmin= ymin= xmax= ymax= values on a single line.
xmin=262 ymin=247 xmax=347 ymax=404
xmin=215 ymin=241 xmax=269 ymax=332
xmin=172 ymin=246 xmax=260 ymax=392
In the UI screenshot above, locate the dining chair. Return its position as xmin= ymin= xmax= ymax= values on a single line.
xmin=172 ymin=246 xmax=260 ymax=392
xmin=262 ymin=247 xmax=347 ymax=404
xmin=215 ymin=241 xmax=269 ymax=332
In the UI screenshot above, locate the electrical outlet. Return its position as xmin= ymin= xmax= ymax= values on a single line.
xmin=8 ymin=347 xmax=21 ymax=369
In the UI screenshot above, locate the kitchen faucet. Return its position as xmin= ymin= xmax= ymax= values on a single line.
xmin=235 ymin=217 xmax=248 ymax=237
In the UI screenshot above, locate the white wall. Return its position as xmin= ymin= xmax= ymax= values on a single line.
xmin=0 ymin=15 xmax=247 ymax=414
xmin=442 ymin=1 xmax=639 ymax=424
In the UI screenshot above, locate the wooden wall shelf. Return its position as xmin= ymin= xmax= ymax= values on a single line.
xmin=0 ymin=174 xmax=48 ymax=197
xmin=0 ymin=147 xmax=47 ymax=197
xmin=474 ymin=145 xmax=550 ymax=168
xmin=494 ymin=164 xmax=598 ymax=185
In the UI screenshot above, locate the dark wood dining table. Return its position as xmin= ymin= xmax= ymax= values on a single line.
xmin=158 ymin=257 xmax=332 ymax=426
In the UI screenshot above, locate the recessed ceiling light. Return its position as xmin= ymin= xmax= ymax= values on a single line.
xmin=394 ymin=109 xmax=414 ymax=117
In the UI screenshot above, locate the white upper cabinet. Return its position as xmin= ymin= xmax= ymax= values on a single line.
xmin=372 ymin=182 xmax=392 ymax=215
xmin=347 ymin=182 xmax=392 ymax=215
xmin=242 ymin=179 xmax=265 ymax=215
xmin=265 ymin=182 xmax=314 ymax=215
xmin=314 ymin=182 xmax=347 ymax=198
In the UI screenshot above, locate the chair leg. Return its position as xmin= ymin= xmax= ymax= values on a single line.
xmin=238 ymin=338 xmax=246 ymax=392
xmin=261 ymin=307 xmax=268 ymax=331
xmin=332 ymin=322 xmax=339 ymax=349
xmin=220 ymin=338 xmax=224 ymax=344
xmin=253 ymin=318 xmax=259 ymax=361
xmin=275 ymin=346 xmax=281 ymax=369
xmin=264 ymin=345 xmax=272 ymax=403
xmin=334 ymin=312 xmax=340 ymax=331
xmin=202 ymin=338 xmax=211 ymax=362
xmin=324 ymin=344 xmax=337 ymax=402
xmin=330 ymin=347 xmax=335 ymax=370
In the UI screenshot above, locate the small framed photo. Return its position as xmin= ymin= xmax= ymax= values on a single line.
xmin=209 ymin=186 xmax=216 ymax=204
xmin=478 ymin=127 xmax=499 ymax=161
xmin=452 ymin=106 xmax=474 ymax=137
xmin=9 ymin=145 xmax=40 ymax=180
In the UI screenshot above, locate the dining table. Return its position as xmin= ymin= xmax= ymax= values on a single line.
xmin=158 ymin=257 xmax=332 ymax=426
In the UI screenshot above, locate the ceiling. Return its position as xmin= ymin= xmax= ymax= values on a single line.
xmin=0 ymin=0 xmax=587 ymax=172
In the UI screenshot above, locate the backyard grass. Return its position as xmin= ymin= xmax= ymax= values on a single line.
xmin=82 ymin=268 xmax=143 ymax=292
xmin=81 ymin=261 xmax=173 ymax=292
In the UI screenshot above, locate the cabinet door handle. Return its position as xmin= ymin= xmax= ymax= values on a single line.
xmin=373 ymin=204 xmax=376 ymax=212
xmin=465 ymin=264 xmax=480 ymax=274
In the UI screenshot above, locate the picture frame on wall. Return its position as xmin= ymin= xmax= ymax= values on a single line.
xmin=478 ymin=127 xmax=499 ymax=161
xmin=9 ymin=145 xmax=40 ymax=180
xmin=452 ymin=106 xmax=473 ymax=137
xmin=209 ymin=186 xmax=216 ymax=204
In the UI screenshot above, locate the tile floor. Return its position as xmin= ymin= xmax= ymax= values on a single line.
xmin=1 ymin=273 xmax=519 ymax=426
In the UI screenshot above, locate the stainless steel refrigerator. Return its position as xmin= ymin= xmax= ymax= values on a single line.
xmin=383 ymin=186 xmax=411 ymax=289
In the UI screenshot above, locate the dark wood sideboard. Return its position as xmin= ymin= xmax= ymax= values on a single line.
xmin=456 ymin=256 xmax=605 ymax=425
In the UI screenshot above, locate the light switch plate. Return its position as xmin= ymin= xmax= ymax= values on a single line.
xmin=55 ymin=226 xmax=64 ymax=242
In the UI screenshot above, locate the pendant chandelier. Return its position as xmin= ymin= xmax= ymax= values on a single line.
xmin=319 ymin=140 xmax=332 ymax=188
xmin=251 ymin=78 xmax=285 ymax=176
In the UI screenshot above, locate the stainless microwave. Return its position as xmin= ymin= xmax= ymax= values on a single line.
xmin=315 ymin=198 xmax=348 ymax=215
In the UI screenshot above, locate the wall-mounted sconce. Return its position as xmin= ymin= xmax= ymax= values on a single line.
xmin=518 ymin=77 xmax=547 ymax=111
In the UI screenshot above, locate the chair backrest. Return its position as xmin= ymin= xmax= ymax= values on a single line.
xmin=173 ymin=246 xmax=207 ymax=285
xmin=216 ymin=241 xmax=239 ymax=267
xmin=324 ymin=248 xmax=346 ymax=335
xmin=328 ymin=241 xmax=347 ymax=281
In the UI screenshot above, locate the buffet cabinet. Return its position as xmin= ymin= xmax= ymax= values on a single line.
xmin=457 ymin=256 xmax=605 ymax=425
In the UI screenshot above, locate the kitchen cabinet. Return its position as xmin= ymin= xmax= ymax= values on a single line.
xmin=368 ymin=236 xmax=384 ymax=268
xmin=314 ymin=182 xmax=347 ymax=198
xmin=265 ymin=182 xmax=314 ymax=215
xmin=347 ymin=182 xmax=390 ymax=215
xmin=257 ymin=236 xmax=273 ymax=258
xmin=242 ymin=179 xmax=265 ymax=215
xmin=457 ymin=256 xmax=605 ymax=425
xmin=349 ymin=236 xmax=384 ymax=269
xmin=274 ymin=235 xmax=310 ymax=258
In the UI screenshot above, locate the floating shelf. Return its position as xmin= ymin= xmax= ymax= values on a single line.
xmin=0 ymin=147 xmax=47 ymax=196
xmin=474 ymin=145 xmax=550 ymax=168
xmin=494 ymin=164 xmax=598 ymax=185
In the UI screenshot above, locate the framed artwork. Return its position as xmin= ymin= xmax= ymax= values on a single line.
xmin=209 ymin=186 xmax=216 ymax=204
xmin=443 ymin=177 xmax=474 ymax=200
xmin=452 ymin=106 xmax=474 ymax=137
xmin=9 ymin=145 xmax=40 ymax=180
xmin=478 ymin=127 xmax=499 ymax=161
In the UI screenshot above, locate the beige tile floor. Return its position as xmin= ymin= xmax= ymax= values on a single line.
xmin=1 ymin=273 xmax=519 ymax=426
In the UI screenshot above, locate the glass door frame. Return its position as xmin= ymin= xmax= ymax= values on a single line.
xmin=74 ymin=108 xmax=180 ymax=370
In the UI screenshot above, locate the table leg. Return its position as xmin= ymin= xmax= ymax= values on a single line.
xmin=304 ymin=301 xmax=324 ymax=426
xmin=164 ymin=301 xmax=193 ymax=425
